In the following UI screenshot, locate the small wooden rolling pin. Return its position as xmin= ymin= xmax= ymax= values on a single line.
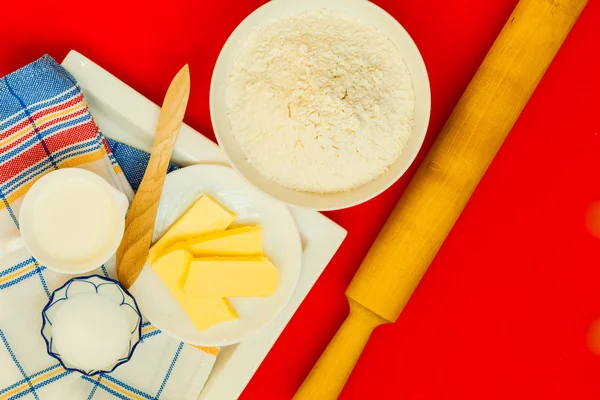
xmin=294 ymin=0 xmax=588 ymax=398
xmin=117 ymin=65 xmax=190 ymax=289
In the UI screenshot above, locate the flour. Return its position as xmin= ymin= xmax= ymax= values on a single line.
xmin=226 ymin=9 xmax=415 ymax=193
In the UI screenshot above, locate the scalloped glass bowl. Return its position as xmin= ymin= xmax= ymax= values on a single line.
xmin=40 ymin=275 xmax=142 ymax=376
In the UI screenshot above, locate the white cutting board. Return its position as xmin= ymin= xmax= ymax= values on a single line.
xmin=61 ymin=50 xmax=347 ymax=400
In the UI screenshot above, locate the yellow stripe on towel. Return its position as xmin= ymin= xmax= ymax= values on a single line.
xmin=0 ymin=103 xmax=86 ymax=148
xmin=0 ymin=365 xmax=64 ymax=400
xmin=57 ymin=149 xmax=106 ymax=169
xmin=0 ymin=264 xmax=36 ymax=285
xmin=190 ymin=345 xmax=220 ymax=357
xmin=94 ymin=378 xmax=146 ymax=400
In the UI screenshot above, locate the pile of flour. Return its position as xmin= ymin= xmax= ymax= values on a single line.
xmin=226 ymin=9 xmax=415 ymax=193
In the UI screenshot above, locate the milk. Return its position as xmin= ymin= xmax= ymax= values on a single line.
xmin=19 ymin=168 xmax=129 ymax=274
xmin=32 ymin=178 xmax=121 ymax=262
xmin=52 ymin=292 xmax=131 ymax=371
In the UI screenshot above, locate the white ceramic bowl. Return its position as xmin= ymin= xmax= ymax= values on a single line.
xmin=210 ymin=0 xmax=431 ymax=211
xmin=19 ymin=168 xmax=129 ymax=274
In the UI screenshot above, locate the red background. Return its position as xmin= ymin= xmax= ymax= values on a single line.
xmin=2 ymin=0 xmax=600 ymax=398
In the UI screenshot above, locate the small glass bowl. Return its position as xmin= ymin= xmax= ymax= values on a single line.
xmin=40 ymin=275 xmax=142 ymax=376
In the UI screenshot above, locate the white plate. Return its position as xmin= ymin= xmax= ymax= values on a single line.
xmin=129 ymin=164 xmax=302 ymax=346
xmin=61 ymin=50 xmax=347 ymax=400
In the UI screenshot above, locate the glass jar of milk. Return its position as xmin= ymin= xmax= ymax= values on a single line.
xmin=19 ymin=168 xmax=129 ymax=274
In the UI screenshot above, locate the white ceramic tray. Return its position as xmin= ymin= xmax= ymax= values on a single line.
xmin=61 ymin=50 xmax=347 ymax=400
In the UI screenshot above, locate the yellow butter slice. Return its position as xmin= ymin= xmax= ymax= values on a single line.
xmin=152 ymin=243 xmax=190 ymax=287
xmin=183 ymin=257 xmax=280 ymax=298
xmin=187 ymin=226 xmax=263 ymax=257
xmin=151 ymin=247 xmax=238 ymax=331
xmin=148 ymin=194 xmax=236 ymax=263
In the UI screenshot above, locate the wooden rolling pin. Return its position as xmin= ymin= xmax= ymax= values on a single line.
xmin=294 ymin=0 xmax=588 ymax=398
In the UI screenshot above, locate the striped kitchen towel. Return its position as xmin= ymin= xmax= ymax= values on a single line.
xmin=0 ymin=55 xmax=218 ymax=400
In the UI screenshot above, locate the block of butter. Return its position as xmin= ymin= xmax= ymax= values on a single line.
xmin=151 ymin=246 xmax=238 ymax=331
xmin=183 ymin=257 xmax=280 ymax=298
xmin=148 ymin=194 xmax=236 ymax=263
xmin=187 ymin=226 xmax=263 ymax=257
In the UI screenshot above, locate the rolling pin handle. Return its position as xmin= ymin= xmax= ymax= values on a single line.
xmin=294 ymin=298 xmax=388 ymax=400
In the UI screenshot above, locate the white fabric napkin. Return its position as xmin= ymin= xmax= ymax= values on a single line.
xmin=0 ymin=55 xmax=217 ymax=400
